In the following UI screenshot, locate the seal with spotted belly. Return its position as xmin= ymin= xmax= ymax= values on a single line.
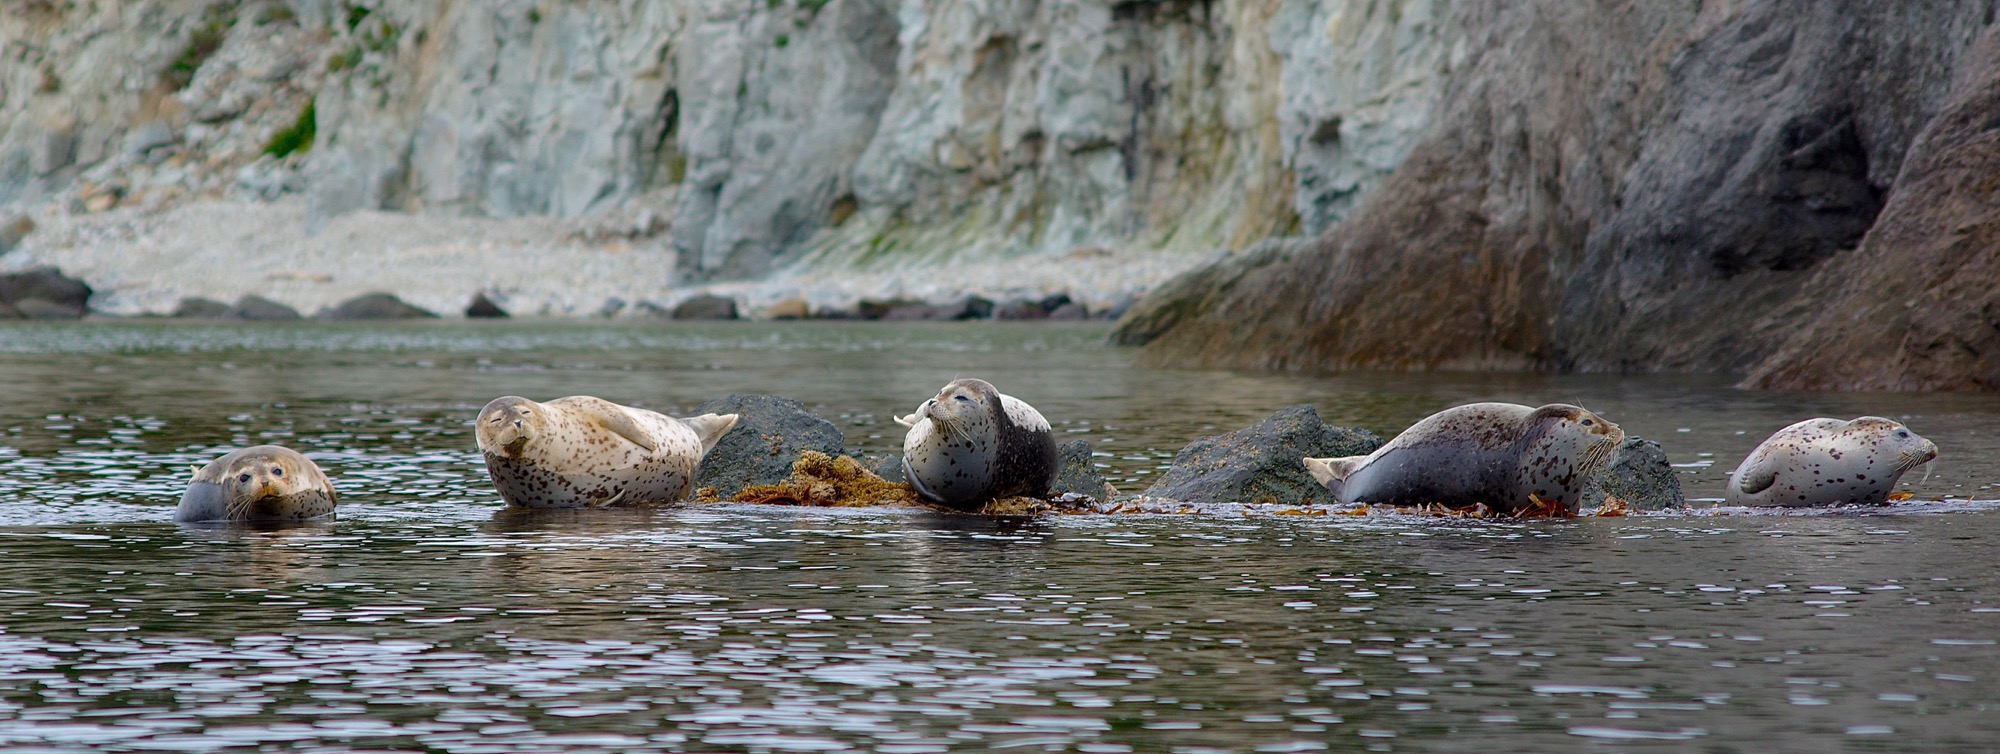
xmin=176 ymin=445 xmax=337 ymax=522
xmin=1303 ymin=402 xmax=1625 ymax=514
xmin=1724 ymin=417 xmax=1937 ymax=507
xmin=476 ymin=395 xmax=739 ymax=508
xmin=896 ymin=379 xmax=1059 ymax=510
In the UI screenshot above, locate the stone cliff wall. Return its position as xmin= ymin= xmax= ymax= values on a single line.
xmin=1125 ymin=0 xmax=2000 ymax=391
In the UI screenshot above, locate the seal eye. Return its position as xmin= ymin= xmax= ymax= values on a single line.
xmin=237 ymin=473 xmax=252 ymax=484
xmin=1580 ymin=419 xmax=1593 ymax=426
xmin=954 ymin=394 xmax=971 ymax=403
xmin=271 ymin=467 xmax=283 ymax=477
xmin=1897 ymin=430 xmax=1910 ymax=438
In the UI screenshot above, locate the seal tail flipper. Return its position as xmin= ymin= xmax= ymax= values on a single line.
xmin=1302 ymin=456 xmax=1364 ymax=487
xmin=682 ymin=413 xmax=740 ymax=454
xmin=1730 ymin=452 xmax=1779 ymax=496
xmin=568 ymin=397 xmax=659 ymax=452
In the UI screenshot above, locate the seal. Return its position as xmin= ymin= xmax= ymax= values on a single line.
xmin=475 ymin=395 xmax=739 ymax=508
xmin=1723 ymin=417 xmax=1937 ymax=507
xmin=896 ymin=378 xmax=1060 ymax=510
xmin=175 ymin=445 xmax=337 ymax=522
xmin=1303 ymin=402 xmax=1625 ymax=513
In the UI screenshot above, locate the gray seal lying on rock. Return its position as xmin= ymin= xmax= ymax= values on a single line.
xmin=176 ymin=445 xmax=337 ymax=522
xmin=897 ymin=378 xmax=1059 ymax=510
xmin=1724 ymin=417 xmax=1937 ymax=507
xmin=1304 ymin=402 xmax=1625 ymax=513
xmin=476 ymin=395 xmax=738 ymax=508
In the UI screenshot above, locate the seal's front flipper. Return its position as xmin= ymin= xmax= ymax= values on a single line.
xmin=568 ymin=398 xmax=658 ymax=452
xmin=174 ymin=480 xmax=228 ymax=522
xmin=682 ymin=413 xmax=740 ymax=454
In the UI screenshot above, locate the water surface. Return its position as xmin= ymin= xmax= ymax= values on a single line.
xmin=0 ymin=320 xmax=1997 ymax=752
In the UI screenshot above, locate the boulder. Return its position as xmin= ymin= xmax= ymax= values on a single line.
xmin=172 ymin=297 xmax=230 ymax=318
xmin=766 ymin=298 xmax=811 ymax=320
xmin=861 ymin=453 xmax=906 ymax=485
xmin=318 ymin=292 xmax=439 ymax=320
xmin=0 ymin=267 xmax=91 ymax=319
xmin=1578 ymin=438 xmax=1685 ymax=512
xmin=692 ymin=394 xmax=848 ymax=500
xmin=1052 ymin=440 xmax=1114 ymax=504
xmin=856 ymin=298 xmax=924 ymax=320
xmin=1142 ymin=405 xmax=1382 ymax=505
xmin=465 ymin=292 xmax=509 ymax=318
xmin=672 ymin=294 xmax=739 ymax=320
xmin=224 ymin=295 xmax=301 ymax=321
xmin=994 ymin=299 xmax=1047 ymax=320
xmin=1047 ymin=302 xmax=1088 ymax=320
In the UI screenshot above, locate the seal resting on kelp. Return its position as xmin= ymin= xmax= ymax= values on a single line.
xmin=897 ymin=378 xmax=1059 ymax=510
xmin=476 ymin=395 xmax=738 ymax=508
xmin=1303 ymin=402 xmax=1624 ymax=514
xmin=176 ymin=445 xmax=337 ymax=522
xmin=1724 ymin=417 xmax=1936 ymax=507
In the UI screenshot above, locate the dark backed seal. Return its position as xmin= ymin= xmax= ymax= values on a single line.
xmin=1303 ymin=402 xmax=1625 ymax=513
xmin=897 ymin=378 xmax=1059 ymax=510
xmin=476 ymin=395 xmax=739 ymax=508
xmin=176 ymin=445 xmax=337 ymax=522
xmin=1724 ymin=417 xmax=1937 ymax=507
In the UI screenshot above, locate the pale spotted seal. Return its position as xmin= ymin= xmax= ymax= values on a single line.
xmin=476 ymin=395 xmax=739 ymax=508
xmin=1303 ymin=402 xmax=1625 ymax=514
xmin=1724 ymin=417 xmax=1937 ymax=507
xmin=176 ymin=445 xmax=337 ymax=522
xmin=897 ymin=378 xmax=1060 ymax=510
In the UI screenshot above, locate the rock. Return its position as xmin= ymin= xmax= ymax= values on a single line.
xmin=122 ymin=120 xmax=176 ymax=158
xmin=225 ymin=295 xmax=301 ymax=320
xmin=0 ymin=267 xmax=91 ymax=319
xmin=935 ymin=295 xmax=994 ymax=321
xmin=691 ymin=394 xmax=848 ymax=500
xmin=465 ymin=292 xmax=510 ymax=318
xmin=766 ymin=298 xmax=811 ymax=320
xmin=1142 ymin=405 xmax=1382 ymax=505
xmin=317 ymin=292 xmax=439 ymax=320
xmin=994 ymin=299 xmax=1047 ymax=321
xmin=861 ymin=453 xmax=906 ymax=485
xmin=597 ymin=298 xmax=628 ymax=318
xmin=1046 ymin=302 xmax=1088 ymax=320
xmin=856 ymin=298 xmax=923 ymax=320
xmin=1577 ymin=438 xmax=1685 ymax=512
xmin=171 ymin=297 xmax=230 ymax=318
xmin=672 ymin=294 xmax=739 ymax=320
xmin=1052 ymin=440 xmax=1114 ymax=504
xmin=0 ymin=215 xmax=34 ymax=255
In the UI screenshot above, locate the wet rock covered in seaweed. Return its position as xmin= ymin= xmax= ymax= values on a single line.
xmin=1142 ymin=405 xmax=1381 ymax=506
xmin=691 ymin=394 xmax=847 ymax=500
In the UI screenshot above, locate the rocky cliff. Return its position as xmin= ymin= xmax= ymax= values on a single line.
xmin=1122 ymin=0 xmax=2000 ymax=391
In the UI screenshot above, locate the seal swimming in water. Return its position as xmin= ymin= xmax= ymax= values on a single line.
xmin=1724 ymin=417 xmax=1937 ymax=507
xmin=897 ymin=378 xmax=1059 ymax=510
xmin=176 ymin=445 xmax=337 ymax=522
xmin=476 ymin=395 xmax=739 ymax=508
xmin=1303 ymin=402 xmax=1625 ymax=514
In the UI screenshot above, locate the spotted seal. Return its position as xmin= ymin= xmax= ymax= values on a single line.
xmin=176 ymin=445 xmax=337 ymax=522
xmin=1303 ymin=402 xmax=1625 ymax=513
xmin=1723 ymin=417 xmax=1937 ymax=507
xmin=476 ymin=395 xmax=739 ymax=508
xmin=896 ymin=378 xmax=1059 ymax=510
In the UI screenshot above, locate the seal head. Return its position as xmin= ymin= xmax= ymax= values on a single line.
xmin=899 ymin=378 xmax=1060 ymax=510
xmin=1724 ymin=416 xmax=1937 ymax=507
xmin=476 ymin=395 xmax=739 ymax=508
xmin=1304 ymin=402 xmax=1624 ymax=514
xmin=175 ymin=445 xmax=337 ymax=522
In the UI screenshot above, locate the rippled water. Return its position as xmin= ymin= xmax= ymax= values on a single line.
xmin=1 ymin=320 xmax=1998 ymax=752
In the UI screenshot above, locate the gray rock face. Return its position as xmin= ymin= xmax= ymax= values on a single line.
xmin=317 ymin=292 xmax=439 ymax=320
xmin=0 ymin=266 xmax=90 ymax=319
xmin=172 ymin=297 xmax=230 ymax=318
xmin=1142 ymin=405 xmax=1382 ymax=506
xmin=1052 ymin=439 xmax=1114 ymax=504
xmin=1578 ymin=438 xmax=1685 ymax=512
xmin=691 ymin=394 xmax=848 ymax=500
xmin=670 ymin=294 xmax=739 ymax=321
xmin=225 ymin=295 xmax=302 ymax=321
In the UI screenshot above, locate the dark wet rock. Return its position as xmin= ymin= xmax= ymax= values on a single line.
xmin=1578 ymin=437 xmax=1685 ymax=511
xmin=1052 ymin=439 xmax=1114 ymax=503
xmin=318 ymin=292 xmax=439 ymax=320
xmin=172 ymin=297 xmax=230 ymax=318
xmin=1142 ymin=405 xmax=1382 ymax=505
xmin=856 ymin=298 xmax=924 ymax=320
xmin=1047 ymin=302 xmax=1088 ymax=320
xmin=692 ymin=394 xmax=848 ymax=500
xmin=224 ymin=295 xmax=302 ymax=321
xmin=994 ymin=299 xmax=1047 ymax=320
xmin=862 ymin=453 xmax=907 ymax=485
xmin=672 ymin=294 xmax=739 ymax=320
xmin=0 ymin=266 xmax=91 ymax=319
xmin=465 ymin=292 xmax=510 ymax=318
xmin=935 ymin=296 xmax=994 ymax=320
xmin=1039 ymin=293 xmax=1074 ymax=312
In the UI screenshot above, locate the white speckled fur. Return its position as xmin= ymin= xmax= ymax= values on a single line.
xmin=476 ymin=395 xmax=739 ymax=508
xmin=1725 ymin=417 xmax=1937 ymax=507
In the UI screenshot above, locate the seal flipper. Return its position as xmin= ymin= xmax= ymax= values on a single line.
xmin=895 ymin=399 xmax=935 ymax=428
xmin=1303 ymin=456 xmax=1364 ymax=487
xmin=174 ymin=480 xmax=229 ymax=523
xmin=567 ymin=397 xmax=658 ymax=452
xmin=1732 ymin=452 xmax=1779 ymax=496
xmin=681 ymin=413 xmax=740 ymax=454
xmin=903 ymin=456 xmax=942 ymax=504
